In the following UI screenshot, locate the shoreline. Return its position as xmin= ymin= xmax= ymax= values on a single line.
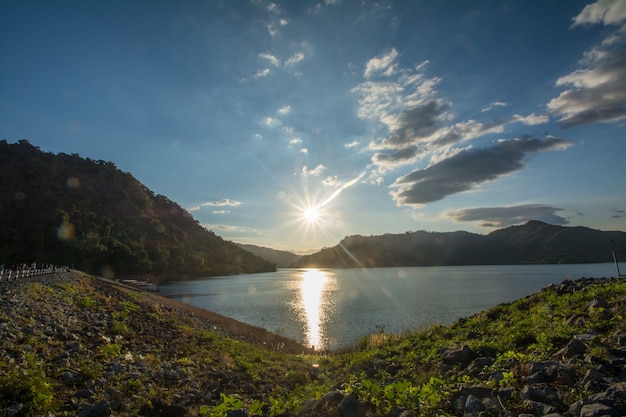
xmin=97 ymin=276 xmax=316 ymax=354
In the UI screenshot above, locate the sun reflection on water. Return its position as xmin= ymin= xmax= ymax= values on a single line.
xmin=298 ymin=269 xmax=334 ymax=350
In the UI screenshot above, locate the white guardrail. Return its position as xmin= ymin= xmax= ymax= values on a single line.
xmin=0 ymin=265 xmax=66 ymax=282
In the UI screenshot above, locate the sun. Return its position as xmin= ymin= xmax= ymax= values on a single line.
xmin=303 ymin=206 xmax=320 ymax=223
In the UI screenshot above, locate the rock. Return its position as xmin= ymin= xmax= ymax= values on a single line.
xmin=226 ymin=410 xmax=248 ymax=417
xmin=457 ymin=385 xmax=493 ymax=399
xmin=322 ymin=390 xmax=344 ymax=407
xmin=300 ymin=398 xmax=322 ymax=412
xmin=523 ymin=399 xmax=556 ymax=416
xmin=579 ymin=403 xmax=620 ymax=417
xmin=521 ymin=385 xmax=546 ymax=403
xmin=6 ymin=403 xmax=23 ymax=417
xmin=558 ymin=338 xmax=587 ymax=359
xmin=65 ymin=340 xmax=81 ymax=352
xmin=138 ymin=400 xmax=191 ymax=417
xmin=527 ymin=370 xmax=549 ymax=384
xmin=440 ymin=345 xmax=475 ymax=367
xmin=497 ymin=387 xmax=514 ymax=403
xmin=555 ymin=366 xmax=577 ymax=387
xmin=463 ymin=395 xmax=485 ymax=417
xmin=61 ymin=370 xmax=83 ymax=385
xmin=78 ymin=400 xmax=112 ymax=417
xmin=466 ymin=356 xmax=494 ymax=373
xmin=75 ymin=388 xmax=95 ymax=399
xmin=338 ymin=394 xmax=366 ymax=417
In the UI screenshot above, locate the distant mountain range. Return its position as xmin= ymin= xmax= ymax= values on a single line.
xmin=291 ymin=221 xmax=626 ymax=268
xmin=2 ymin=140 xmax=624 ymax=279
xmin=0 ymin=140 xmax=275 ymax=280
xmin=238 ymin=244 xmax=302 ymax=268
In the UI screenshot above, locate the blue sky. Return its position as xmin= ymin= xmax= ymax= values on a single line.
xmin=1 ymin=0 xmax=625 ymax=253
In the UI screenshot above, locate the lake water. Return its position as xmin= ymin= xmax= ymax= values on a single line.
xmin=159 ymin=263 xmax=619 ymax=351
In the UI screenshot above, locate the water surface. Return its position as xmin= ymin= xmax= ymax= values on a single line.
xmin=159 ymin=263 xmax=617 ymax=350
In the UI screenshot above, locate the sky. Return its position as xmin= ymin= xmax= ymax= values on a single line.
xmin=1 ymin=0 xmax=625 ymax=254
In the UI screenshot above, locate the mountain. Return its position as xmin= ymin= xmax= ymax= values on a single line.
xmin=0 ymin=140 xmax=276 ymax=280
xmin=238 ymin=244 xmax=301 ymax=268
xmin=292 ymin=220 xmax=626 ymax=268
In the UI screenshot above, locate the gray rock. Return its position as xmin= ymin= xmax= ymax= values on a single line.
xmin=322 ymin=390 xmax=344 ymax=407
xmin=579 ymin=403 xmax=620 ymax=417
xmin=463 ymin=395 xmax=485 ymax=417
xmin=6 ymin=403 xmax=23 ymax=417
xmin=78 ymin=400 xmax=111 ymax=417
xmin=467 ymin=356 xmax=495 ymax=373
xmin=338 ymin=394 xmax=366 ymax=417
xmin=225 ymin=410 xmax=247 ymax=417
xmin=300 ymin=398 xmax=322 ymax=412
xmin=527 ymin=370 xmax=549 ymax=384
xmin=558 ymin=338 xmax=587 ymax=359
xmin=440 ymin=345 xmax=475 ymax=367
xmin=521 ymin=385 xmax=547 ymax=403
xmin=523 ymin=399 xmax=556 ymax=416
xmin=497 ymin=387 xmax=514 ymax=403
xmin=75 ymin=388 xmax=95 ymax=399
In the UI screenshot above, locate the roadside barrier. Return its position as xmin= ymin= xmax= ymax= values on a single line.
xmin=0 ymin=265 xmax=63 ymax=282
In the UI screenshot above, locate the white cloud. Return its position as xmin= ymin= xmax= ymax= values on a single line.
xmin=480 ymin=101 xmax=508 ymax=112
xmin=390 ymin=136 xmax=573 ymax=206
xmin=278 ymin=105 xmax=291 ymax=115
xmin=255 ymin=68 xmax=270 ymax=78
xmin=344 ymin=140 xmax=360 ymax=148
xmin=572 ymin=0 xmax=626 ymax=27
xmin=447 ymin=204 xmax=569 ymax=228
xmin=301 ymin=164 xmax=325 ymax=176
xmin=289 ymin=138 xmax=302 ymax=146
xmin=263 ymin=117 xmax=280 ymax=127
xmin=202 ymin=199 xmax=242 ymax=207
xmin=300 ymin=148 xmax=308 ymax=154
xmin=286 ymin=52 xmax=305 ymax=66
xmin=511 ymin=113 xmax=549 ymax=125
xmin=266 ymin=2 xmax=280 ymax=13
xmin=259 ymin=53 xmax=280 ymax=67
xmin=546 ymin=1 xmax=626 ymax=127
xmin=364 ymin=48 xmax=399 ymax=79
xmin=323 ymin=175 xmax=338 ymax=186
xmin=212 ymin=210 xmax=231 ymax=215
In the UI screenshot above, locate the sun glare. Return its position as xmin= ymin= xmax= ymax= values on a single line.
xmin=304 ymin=206 xmax=320 ymax=223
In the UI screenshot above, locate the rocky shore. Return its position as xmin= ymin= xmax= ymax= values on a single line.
xmin=1 ymin=271 xmax=625 ymax=417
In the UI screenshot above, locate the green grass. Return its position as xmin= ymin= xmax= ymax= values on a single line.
xmin=2 ymin=274 xmax=625 ymax=416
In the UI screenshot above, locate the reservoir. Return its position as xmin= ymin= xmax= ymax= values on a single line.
xmin=159 ymin=263 xmax=617 ymax=351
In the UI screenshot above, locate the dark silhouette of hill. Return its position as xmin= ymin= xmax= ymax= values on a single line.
xmin=292 ymin=220 xmax=626 ymax=268
xmin=238 ymin=243 xmax=301 ymax=268
xmin=0 ymin=140 xmax=276 ymax=280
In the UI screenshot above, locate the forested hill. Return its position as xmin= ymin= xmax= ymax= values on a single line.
xmin=0 ymin=140 xmax=276 ymax=280
xmin=292 ymin=220 xmax=626 ymax=268
xmin=238 ymin=244 xmax=301 ymax=268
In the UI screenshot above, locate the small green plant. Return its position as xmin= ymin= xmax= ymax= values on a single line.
xmin=99 ymin=343 xmax=122 ymax=358
xmin=499 ymin=371 xmax=517 ymax=387
xmin=199 ymin=393 xmax=244 ymax=417
xmin=77 ymin=295 xmax=97 ymax=307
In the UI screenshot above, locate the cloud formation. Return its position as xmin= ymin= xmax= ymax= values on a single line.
xmin=352 ymin=48 xmax=561 ymax=209
xmin=447 ymin=204 xmax=569 ymax=228
xmin=202 ymin=199 xmax=242 ymax=207
xmin=547 ymin=0 xmax=626 ymax=127
xmin=391 ymin=136 xmax=572 ymax=206
xmin=301 ymin=164 xmax=325 ymax=177
xmin=364 ymin=48 xmax=399 ymax=79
